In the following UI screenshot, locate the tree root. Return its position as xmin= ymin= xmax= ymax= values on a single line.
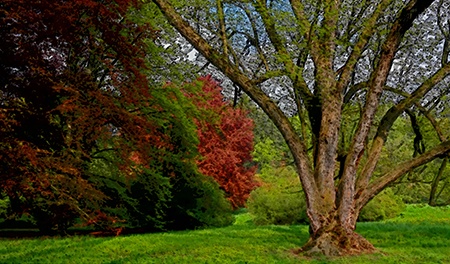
xmin=296 ymin=229 xmax=376 ymax=257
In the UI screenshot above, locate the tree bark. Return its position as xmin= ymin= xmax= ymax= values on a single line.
xmin=299 ymin=215 xmax=375 ymax=256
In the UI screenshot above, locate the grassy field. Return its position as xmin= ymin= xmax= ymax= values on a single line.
xmin=0 ymin=205 xmax=449 ymax=264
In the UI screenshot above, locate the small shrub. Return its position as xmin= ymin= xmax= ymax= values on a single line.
xmin=113 ymin=169 xmax=234 ymax=231
xmin=247 ymin=187 xmax=308 ymax=225
xmin=189 ymin=178 xmax=235 ymax=228
xmin=233 ymin=211 xmax=254 ymax=225
xmin=359 ymin=188 xmax=406 ymax=222
xmin=0 ymin=196 xmax=9 ymax=219
xmin=247 ymin=166 xmax=308 ymax=225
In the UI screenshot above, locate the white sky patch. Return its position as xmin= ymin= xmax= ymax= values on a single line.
xmin=187 ymin=49 xmax=198 ymax=61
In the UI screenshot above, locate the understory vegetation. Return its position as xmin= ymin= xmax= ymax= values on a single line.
xmin=247 ymin=170 xmax=406 ymax=225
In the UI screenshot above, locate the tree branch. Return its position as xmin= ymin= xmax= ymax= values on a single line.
xmin=336 ymin=0 xmax=394 ymax=93
xmin=217 ymin=0 xmax=228 ymax=60
xmin=338 ymin=0 xmax=434 ymax=226
xmin=240 ymin=4 xmax=270 ymax=73
xmin=357 ymin=61 xmax=450 ymax=191
xmin=289 ymin=0 xmax=311 ymax=41
xmin=357 ymin=140 xmax=450 ymax=210
xmin=343 ymin=82 xmax=367 ymax=104
xmin=152 ymin=0 xmax=318 ymax=205
xmin=437 ymin=0 xmax=450 ymax=66
xmin=253 ymin=0 xmax=312 ymax=102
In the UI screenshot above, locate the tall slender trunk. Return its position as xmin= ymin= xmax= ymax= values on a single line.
xmin=429 ymin=157 xmax=447 ymax=206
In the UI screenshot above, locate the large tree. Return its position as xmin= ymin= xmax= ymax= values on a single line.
xmin=151 ymin=0 xmax=450 ymax=256
xmin=0 ymin=0 xmax=151 ymax=232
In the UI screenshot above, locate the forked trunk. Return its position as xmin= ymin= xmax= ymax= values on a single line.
xmin=153 ymin=0 xmax=443 ymax=257
xmin=298 ymin=214 xmax=375 ymax=256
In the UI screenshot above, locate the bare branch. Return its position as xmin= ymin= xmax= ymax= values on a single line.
xmin=343 ymin=82 xmax=368 ymax=104
xmin=217 ymin=0 xmax=228 ymax=59
xmin=240 ymin=4 xmax=270 ymax=72
xmin=357 ymin=140 xmax=450 ymax=210
xmin=357 ymin=62 xmax=450 ymax=191
xmin=437 ymin=0 xmax=450 ymax=66
xmin=336 ymin=0 xmax=394 ymax=93
xmin=339 ymin=0 xmax=435 ymax=225
xmin=250 ymin=70 xmax=285 ymax=85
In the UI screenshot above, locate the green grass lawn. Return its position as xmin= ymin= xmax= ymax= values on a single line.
xmin=0 ymin=205 xmax=449 ymax=264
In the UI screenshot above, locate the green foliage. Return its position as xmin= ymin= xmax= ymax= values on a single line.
xmin=233 ymin=209 xmax=254 ymax=226
xmin=87 ymin=151 xmax=233 ymax=231
xmin=248 ymin=109 xmax=309 ymax=226
xmin=249 ymin=105 xmax=294 ymax=169
xmin=121 ymin=167 xmax=173 ymax=230
xmin=392 ymin=179 xmax=433 ymax=204
xmin=247 ymin=187 xmax=307 ymax=226
xmin=252 ymin=138 xmax=281 ymax=167
xmin=359 ymin=189 xmax=406 ymax=222
xmin=162 ymin=174 xmax=234 ymax=231
xmin=165 ymin=166 xmax=234 ymax=230
xmin=0 ymin=196 xmax=9 ymax=219
xmin=247 ymin=166 xmax=308 ymax=225
xmin=375 ymin=111 xmax=450 ymax=206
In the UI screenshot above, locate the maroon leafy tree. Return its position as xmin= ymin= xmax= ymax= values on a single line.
xmin=194 ymin=76 xmax=258 ymax=208
xmin=0 ymin=0 xmax=184 ymax=233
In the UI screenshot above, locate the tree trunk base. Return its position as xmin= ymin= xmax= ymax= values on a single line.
xmin=296 ymin=229 xmax=376 ymax=257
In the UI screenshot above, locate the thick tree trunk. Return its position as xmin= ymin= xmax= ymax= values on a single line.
xmin=301 ymin=227 xmax=375 ymax=256
xmin=298 ymin=213 xmax=375 ymax=256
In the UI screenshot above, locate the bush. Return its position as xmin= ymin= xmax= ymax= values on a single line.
xmin=247 ymin=166 xmax=308 ymax=225
xmin=87 ymin=151 xmax=234 ymax=232
xmin=0 ymin=196 xmax=9 ymax=219
xmin=247 ymin=187 xmax=308 ymax=225
xmin=166 ymin=170 xmax=234 ymax=230
xmin=0 ymin=194 xmax=79 ymax=234
xmin=358 ymin=188 xmax=406 ymax=222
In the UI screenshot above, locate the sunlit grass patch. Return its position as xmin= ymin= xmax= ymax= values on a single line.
xmin=0 ymin=205 xmax=449 ymax=263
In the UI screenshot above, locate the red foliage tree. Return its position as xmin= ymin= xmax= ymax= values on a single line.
xmin=194 ymin=76 xmax=258 ymax=208
xmin=0 ymin=0 xmax=187 ymax=233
